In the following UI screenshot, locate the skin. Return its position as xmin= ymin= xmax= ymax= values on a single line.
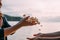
xmin=0 ymin=13 xmax=40 ymax=37
xmin=4 ymin=16 xmax=40 ymax=37
xmin=0 ymin=0 xmax=40 ymax=38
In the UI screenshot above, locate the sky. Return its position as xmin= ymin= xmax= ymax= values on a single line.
xmin=1 ymin=0 xmax=60 ymax=22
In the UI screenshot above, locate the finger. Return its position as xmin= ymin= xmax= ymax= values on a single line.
xmin=22 ymin=16 xmax=30 ymax=22
xmin=35 ymin=17 xmax=40 ymax=24
xmin=20 ymin=16 xmax=30 ymax=23
xmin=37 ymin=21 xmax=40 ymax=24
xmin=24 ymin=16 xmax=30 ymax=20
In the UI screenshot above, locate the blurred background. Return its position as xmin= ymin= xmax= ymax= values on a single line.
xmin=1 ymin=0 xmax=60 ymax=40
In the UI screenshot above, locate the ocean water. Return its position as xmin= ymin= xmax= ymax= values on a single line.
xmin=7 ymin=21 xmax=60 ymax=40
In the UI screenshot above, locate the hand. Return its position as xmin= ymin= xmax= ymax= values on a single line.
xmin=20 ymin=15 xmax=40 ymax=26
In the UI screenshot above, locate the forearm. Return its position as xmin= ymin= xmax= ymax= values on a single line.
xmin=4 ymin=16 xmax=37 ymax=37
xmin=4 ymin=19 xmax=24 ymax=37
xmin=28 ymin=32 xmax=60 ymax=40
xmin=43 ymin=31 xmax=60 ymax=37
xmin=36 ymin=32 xmax=60 ymax=37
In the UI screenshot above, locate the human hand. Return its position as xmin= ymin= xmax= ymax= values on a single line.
xmin=20 ymin=15 xmax=40 ymax=26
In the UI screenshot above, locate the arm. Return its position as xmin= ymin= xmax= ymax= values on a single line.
xmin=40 ymin=31 xmax=60 ymax=37
xmin=4 ymin=16 xmax=29 ymax=37
xmin=2 ymin=17 xmax=15 ymax=35
xmin=27 ymin=32 xmax=60 ymax=40
xmin=2 ymin=16 xmax=22 ymax=35
xmin=33 ymin=31 xmax=60 ymax=37
xmin=27 ymin=31 xmax=60 ymax=40
xmin=4 ymin=16 xmax=39 ymax=37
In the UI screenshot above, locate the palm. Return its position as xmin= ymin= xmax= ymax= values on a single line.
xmin=20 ymin=16 xmax=40 ymax=26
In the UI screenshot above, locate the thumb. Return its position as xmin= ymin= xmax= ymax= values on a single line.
xmin=19 ymin=16 xmax=30 ymax=24
xmin=21 ymin=16 xmax=30 ymax=22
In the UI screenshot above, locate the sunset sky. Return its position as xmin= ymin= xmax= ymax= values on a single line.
xmin=1 ymin=0 xmax=60 ymax=22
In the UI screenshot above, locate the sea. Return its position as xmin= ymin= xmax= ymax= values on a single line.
xmin=7 ymin=21 xmax=60 ymax=40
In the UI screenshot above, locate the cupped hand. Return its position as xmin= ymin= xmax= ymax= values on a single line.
xmin=20 ymin=15 xmax=40 ymax=26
